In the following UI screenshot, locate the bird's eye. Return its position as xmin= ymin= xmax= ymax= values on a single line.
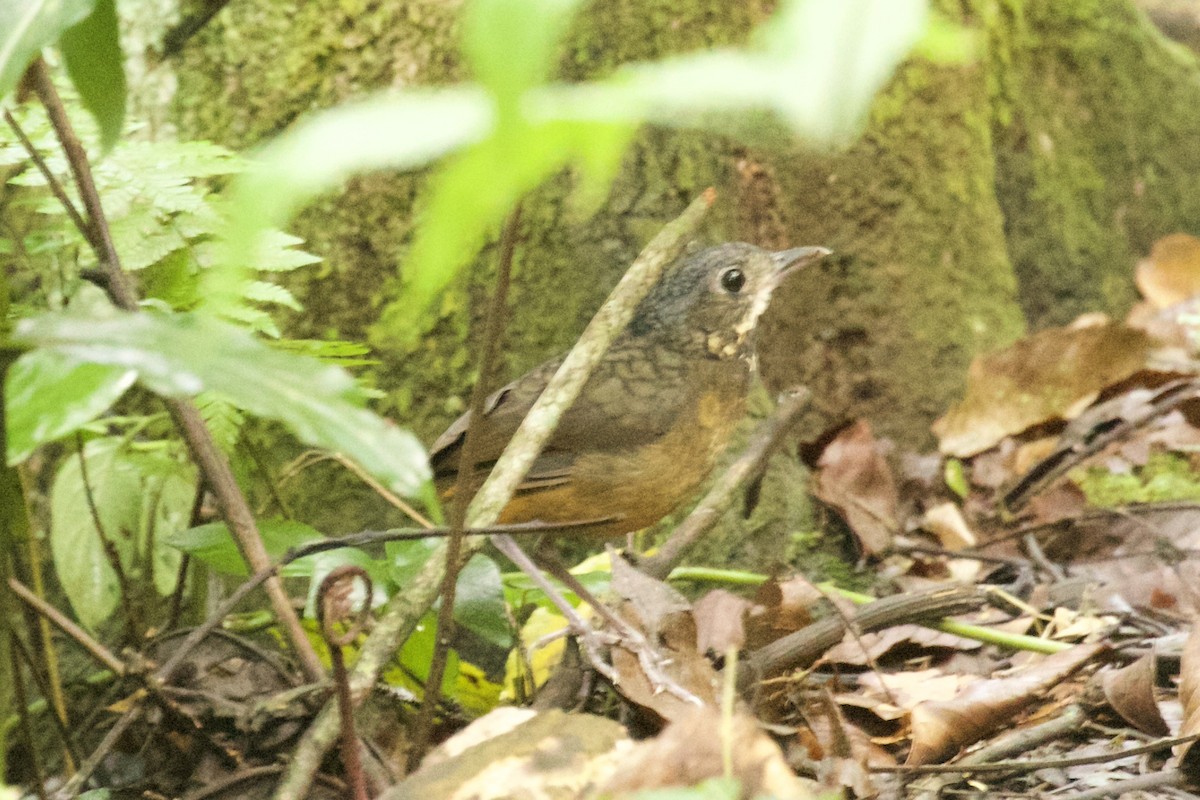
xmin=720 ymin=267 xmax=746 ymax=294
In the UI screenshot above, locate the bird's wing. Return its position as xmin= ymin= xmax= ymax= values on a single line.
xmin=429 ymin=346 xmax=689 ymax=489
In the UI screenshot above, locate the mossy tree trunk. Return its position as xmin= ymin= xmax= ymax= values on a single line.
xmin=172 ymin=0 xmax=1200 ymax=560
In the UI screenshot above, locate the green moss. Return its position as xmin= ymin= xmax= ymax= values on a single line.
xmin=988 ymin=0 xmax=1200 ymax=326
xmin=1076 ymin=451 xmax=1200 ymax=506
xmin=759 ymin=43 xmax=1025 ymax=447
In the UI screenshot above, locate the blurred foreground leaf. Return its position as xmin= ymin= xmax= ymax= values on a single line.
xmin=5 ymin=350 xmax=135 ymax=464
xmin=13 ymin=309 xmax=432 ymax=496
xmin=216 ymin=0 xmax=933 ymax=343
xmin=0 ymin=0 xmax=93 ymax=102
xmin=59 ymin=0 xmax=124 ymax=151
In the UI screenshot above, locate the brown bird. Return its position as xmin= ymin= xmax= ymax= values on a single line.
xmin=429 ymin=242 xmax=829 ymax=538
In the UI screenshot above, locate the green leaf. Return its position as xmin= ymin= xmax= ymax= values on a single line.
xmin=943 ymin=457 xmax=969 ymax=499
xmin=534 ymin=0 xmax=930 ymax=144
xmin=50 ymin=438 xmax=195 ymax=628
xmin=0 ymin=0 xmax=94 ymax=102
xmin=386 ymin=537 xmax=441 ymax=588
xmin=5 ymin=349 xmax=135 ymax=465
xmin=213 ymin=89 xmax=492 ymax=312
xmin=460 ymin=0 xmax=584 ymax=105
xmin=194 ymin=391 xmax=244 ymax=453
xmin=15 ymin=309 xmax=432 ymax=497
xmin=164 ymin=518 xmax=324 ymax=576
xmin=454 ymin=554 xmax=511 ymax=648
xmin=375 ymin=119 xmax=633 ymax=346
xmin=391 ymin=611 xmax=459 ymax=696
xmin=502 ymin=570 xmax=610 ymax=612
xmin=243 ymin=280 xmax=301 ymax=311
xmin=59 ymin=0 xmax=125 ymax=152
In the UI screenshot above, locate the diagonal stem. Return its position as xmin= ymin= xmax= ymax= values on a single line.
xmin=271 ymin=189 xmax=716 ymax=800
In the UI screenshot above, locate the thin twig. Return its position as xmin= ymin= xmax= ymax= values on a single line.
xmin=410 ymin=202 xmax=522 ymax=766
xmin=318 ymin=567 xmax=372 ymax=800
xmin=11 ymin=641 xmax=50 ymax=800
xmin=8 ymin=578 xmax=125 ymax=675
xmin=279 ymin=450 xmax=434 ymax=528
xmin=872 ymin=731 xmax=1200 ymax=774
xmin=26 ymin=57 xmax=324 ymax=682
xmin=166 ymin=478 xmax=205 ymax=630
xmin=271 ymin=190 xmax=716 ymax=800
xmin=55 ymin=706 xmax=142 ymax=798
xmin=1063 ymin=768 xmax=1186 ymax=800
xmin=10 ymin=632 xmax=84 ymax=769
xmin=3 ymin=109 xmax=90 ymax=241
xmin=641 ymin=386 xmax=811 ymax=580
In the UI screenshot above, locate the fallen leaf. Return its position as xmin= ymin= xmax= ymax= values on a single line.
xmin=397 ymin=709 xmax=630 ymax=800
xmin=609 ymin=555 xmax=719 ymax=720
xmin=602 ymin=707 xmax=819 ymax=799
xmin=694 ymin=589 xmax=753 ymax=655
xmin=920 ymin=503 xmax=977 ymax=551
xmin=1026 ymin=482 xmax=1089 ymax=526
xmin=933 ymin=321 xmax=1156 ymax=457
xmin=803 ymin=691 xmax=894 ymax=796
xmin=746 ymin=576 xmax=822 ymax=648
xmin=811 ymin=419 xmax=898 ymax=554
xmin=1099 ymin=651 xmax=1170 ymax=736
xmin=855 ymin=668 xmax=975 ymax=711
xmin=1176 ymin=622 xmax=1200 ymax=776
xmin=907 ymin=642 xmax=1106 ymax=765
xmin=823 ymin=624 xmax=982 ymax=667
xmin=1136 ymin=233 xmax=1200 ymax=308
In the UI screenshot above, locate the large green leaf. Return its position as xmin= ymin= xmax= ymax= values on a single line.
xmin=212 ymin=89 xmax=492 ymax=312
xmin=14 ymin=309 xmax=431 ymax=498
xmin=374 ymin=119 xmax=633 ymax=346
xmin=59 ymin=0 xmax=124 ymax=151
xmin=0 ymin=0 xmax=93 ymax=102
xmin=5 ymin=349 xmax=135 ymax=465
xmin=460 ymin=0 xmax=584 ymax=106
xmin=454 ymin=554 xmax=510 ymax=648
xmin=536 ymin=0 xmax=930 ymax=144
xmin=163 ymin=518 xmax=325 ymax=577
xmin=50 ymin=438 xmax=195 ymax=628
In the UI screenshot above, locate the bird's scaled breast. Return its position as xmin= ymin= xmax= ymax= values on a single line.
xmin=567 ymin=373 xmax=748 ymax=535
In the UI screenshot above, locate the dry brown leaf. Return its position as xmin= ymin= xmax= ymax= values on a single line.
xmin=907 ymin=642 xmax=1106 ymax=765
xmin=1026 ymin=482 xmax=1089 ymax=527
xmin=1136 ymin=233 xmax=1200 ymax=308
xmin=1175 ymin=622 xmax=1200 ymax=776
xmin=608 ymin=554 xmax=718 ymax=720
xmin=812 ymin=419 xmax=898 ymax=554
xmin=921 ymin=503 xmax=977 ymax=550
xmin=823 ymin=624 xmax=982 ymax=667
xmin=801 ymin=692 xmax=894 ymax=797
xmin=1099 ymin=652 xmax=1170 ymax=736
xmin=1045 ymin=606 xmax=1119 ymax=641
xmin=844 ymin=671 xmax=974 ymax=719
xmin=933 ymin=321 xmax=1156 ymax=457
xmin=693 ymin=589 xmax=753 ymax=655
xmin=602 ymin=707 xmax=819 ymax=799
xmin=746 ymin=576 xmax=822 ymax=648
xmin=1052 ymin=505 xmax=1200 ymax=614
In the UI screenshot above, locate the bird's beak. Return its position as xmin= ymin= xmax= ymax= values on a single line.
xmin=771 ymin=246 xmax=831 ymax=277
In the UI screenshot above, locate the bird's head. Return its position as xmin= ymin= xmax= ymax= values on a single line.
xmin=629 ymin=242 xmax=830 ymax=358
